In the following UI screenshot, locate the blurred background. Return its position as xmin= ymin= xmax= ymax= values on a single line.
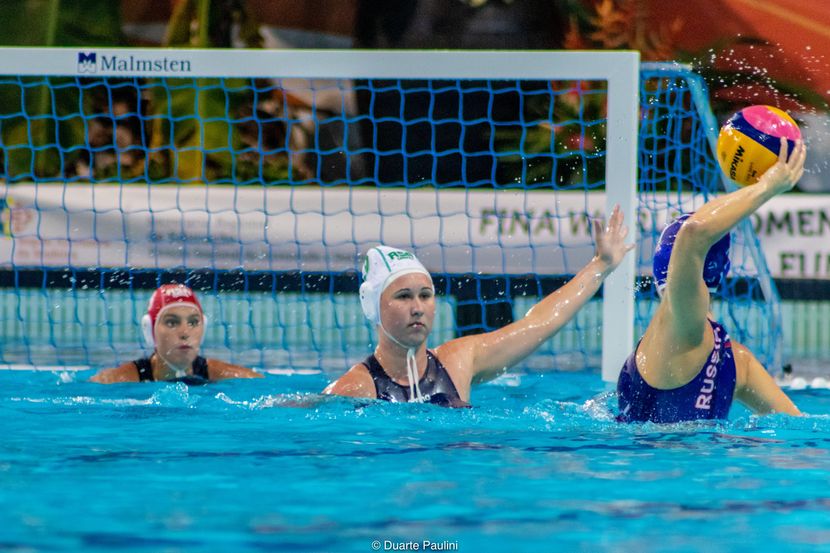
xmin=3 ymin=0 xmax=828 ymax=187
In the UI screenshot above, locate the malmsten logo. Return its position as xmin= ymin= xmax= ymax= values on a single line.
xmin=76 ymin=51 xmax=192 ymax=74
xmin=77 ymin=52 xmax=96 ymax=73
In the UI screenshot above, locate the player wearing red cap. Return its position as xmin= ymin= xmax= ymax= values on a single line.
xmin=91 ymin=284 xmax=262 ymax=383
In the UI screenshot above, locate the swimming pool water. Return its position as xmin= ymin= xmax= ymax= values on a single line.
xmin=2 ymin=368 xmax=830 ymax=552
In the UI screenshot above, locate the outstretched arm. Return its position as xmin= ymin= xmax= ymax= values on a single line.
xmin=665 ymin=138 xmax=806 ymax=346
xmin=440 ymin=204 xmax=633 ymax=383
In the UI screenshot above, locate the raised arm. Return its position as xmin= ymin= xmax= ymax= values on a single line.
xmin=665 ymin=138 xmax=805 ymax=346
xmin=439 ymin=204 xmax=633 ymax=383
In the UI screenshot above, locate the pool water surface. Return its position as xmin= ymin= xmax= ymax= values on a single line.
xmin=2 ymin=369 xmax=830 ymax=552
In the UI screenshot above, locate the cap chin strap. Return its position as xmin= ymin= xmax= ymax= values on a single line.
xmin=151 ymin=350 xmax=188 ymax=379
xmin=165 ymin=358 xmax=188 ymax=379
xmin=380 ymin=324 xmax=424 ymax=403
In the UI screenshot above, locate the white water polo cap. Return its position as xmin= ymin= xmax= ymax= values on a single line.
xmin=359 ymin=246 xmax=433 ymax=325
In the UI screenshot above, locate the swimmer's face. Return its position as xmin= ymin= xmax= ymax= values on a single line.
xmin=379 ymin=272 xmax=435 ymax=347
xmin=154 ymin=305 xmax=204 ymax=370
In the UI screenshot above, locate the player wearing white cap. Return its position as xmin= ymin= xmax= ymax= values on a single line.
xmin=324 ymin=206 xmax=634 ymax=406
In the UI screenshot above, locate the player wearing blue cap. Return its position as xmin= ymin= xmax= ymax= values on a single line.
xmin=617 ymin=138 xmax=805 ymax=423
xmin=324 ymin=206 xmax=634 ymax=406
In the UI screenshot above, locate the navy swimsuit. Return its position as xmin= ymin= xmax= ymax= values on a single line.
xmin=134 ymin=355 xmax=210 ymax=384
xmin=617 ymin=320 xmax=737 ymax=423
xmin=361 ymin=350 xmax=469 ymax=408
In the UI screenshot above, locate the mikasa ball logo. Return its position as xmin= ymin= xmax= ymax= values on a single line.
xmin=76 ymin=51 xmax=192 ymax=74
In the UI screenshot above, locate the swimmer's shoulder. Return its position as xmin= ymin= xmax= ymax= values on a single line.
xmin=323 ymin=362 xmax=376 ymax=399
xmin=205 ymin=359 xmax=263 ymax=380
xmin=434 ymin=336 xmax=483 ymax=379
xmin=90 ymin=361 xmax=140 ymax=384
xmin=431 ymin=341 xmax=475 ymax=400
xmin=729 ymin=340 xmax=754 ymax=388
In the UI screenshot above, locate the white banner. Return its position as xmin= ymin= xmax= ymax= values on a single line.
xmin=0 ymin=184 xmax=608 ymax=274
xmin=748 ymin=195 xmax=830 ymax=279
xmin=0 ymin=184 xmax=823 ymax=278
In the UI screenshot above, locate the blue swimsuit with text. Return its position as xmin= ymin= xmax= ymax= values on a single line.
xmin=617 ymin=320 xmax=737 ymax=423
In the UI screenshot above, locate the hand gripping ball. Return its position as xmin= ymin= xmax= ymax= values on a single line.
xmin=716 ymin=105 xmax=801 ymax=186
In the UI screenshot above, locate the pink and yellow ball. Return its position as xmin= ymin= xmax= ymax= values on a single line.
xmin=716 ymin=105 xmax=801 ymax=186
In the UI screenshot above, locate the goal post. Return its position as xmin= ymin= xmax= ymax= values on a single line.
xmin=0 ymin=47 xmax=642 ymax=375
xmin=600 ymin=55 xmax=639 ymax=383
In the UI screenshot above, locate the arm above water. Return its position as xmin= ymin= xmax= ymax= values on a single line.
xmin=665 ymin=138 xmax=806 ymax=348
xmin=89 ymin=362 xmax=140 ymax=384
xmin=206 ymin=359 xmax=264 ymax=380
xmin=323 ymin=363 xmax=377 ymax=399
xmin=733 ymin=342 xmax=801 ymax=416
xmin=438 ymin=204 xmax=634 ymax=385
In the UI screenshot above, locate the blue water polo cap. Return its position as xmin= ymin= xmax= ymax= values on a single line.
xmin=653 ymin=213 xmax=731 ymax=291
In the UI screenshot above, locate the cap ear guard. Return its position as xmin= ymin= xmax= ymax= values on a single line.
xmin=141 ymin=314 xmax=154 ymax=347
xmin=652 ymin=214 xmax=689 ymax=291
xmin=702 ymin=234 xmax=731 ymax=290
xmin=359 ymin=281 xmax=379 ymax=326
